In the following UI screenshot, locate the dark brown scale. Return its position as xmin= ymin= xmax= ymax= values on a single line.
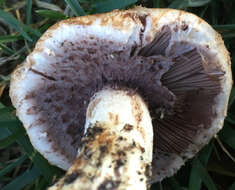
xmin=114 ymin=159 xmax=124 ymax=177
xmin=98 ymin=179 xmax=120 ymax=190
xmin=138 ymin=14 xmax=148 ymax=46
xmin=181 ymin=22 xmax=188 ymax=31
xmin=139 ymin=146 xmax=145 ymax=153
xmin=117 ymin=150 xmax=126 ymax=156
xmin=123 ymin=124 xmax=133 ymax=131
xmin=145 ymin=164 xmax=152 ymax=179
xmin=64 ymin=170 xmax=83 ymax=184
xmin=83 ymin=145 xmax=93 ymax=160
xmin=100 ymin=146 xmax=107 ymax=154
xmin=26 ymin=106 xmax=40 ymax=115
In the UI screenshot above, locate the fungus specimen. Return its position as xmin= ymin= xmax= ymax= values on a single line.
xmin=10 ymin=7 xmax=232 ymax=190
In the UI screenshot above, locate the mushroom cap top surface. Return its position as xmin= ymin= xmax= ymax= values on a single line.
xmin=10 ymin=7 xmax=232 ymax=182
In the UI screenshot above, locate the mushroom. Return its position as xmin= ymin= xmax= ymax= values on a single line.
xmin=10 ymin=7 xmax=232 ymax=190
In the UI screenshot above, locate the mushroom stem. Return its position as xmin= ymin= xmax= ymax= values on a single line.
xmin=48 ymin=88 xmax=153 ymax=190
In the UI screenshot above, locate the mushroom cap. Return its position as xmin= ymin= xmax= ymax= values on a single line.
xmin=10 ymin=7 xmax=232 ymax=182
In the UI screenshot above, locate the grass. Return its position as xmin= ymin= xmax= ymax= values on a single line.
xmin=0 ymin=0 xmax=235 ymax=189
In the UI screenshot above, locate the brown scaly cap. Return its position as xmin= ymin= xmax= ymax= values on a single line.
xmin=10 ymin=7 xmax=232 ymax=182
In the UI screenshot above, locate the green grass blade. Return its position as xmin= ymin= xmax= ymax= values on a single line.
xmin=226 ymin=112 xmax=235 ymax=125
xmin=0 ymin=10 xmax=41 ymax=41
xmin=39 ymin=22 xmax=53 ymax=33
xmin=189 ymin=144 xmax=213 ymax=190
xmin=168 ymin=0 xmax=186 ymax=8
xmin=1 ymin=165 xmax=41 ymax=190
xmin=0 ymin=103 xmax=5 ymax=109
xmin=169 ymin=0 xmax=210 ymax=9
xmin=0 ymin=108 xmax=25 ymax=147
xmin=0 ymin=154 xmax=27 ymax=178
xmin=168 ymin=177 xmax=185 ymax=190
xmin=36 ymin=9 xmax=67 ymax=20
xmin=0 ymin=128 xmax=25 ymax=148
xmin=207 ymin=163 xmax=235 ymax=178
xmin=26 ymin=0 xmax=32 ymax=24
xmin=199 ymin=4 xmax=209 ymax=17
xmin=64 ymin=0 xmax=85 ymax=16
xmin=0 ymin=10 xmax=32 ymax=41
xmin=153 ymin=0 xmax=160 ymax=8
xmin=0 ymin=43 xmax=15 ymax=55
xmin=0 ymin=34 xmax=23 ymax=43
xmin=209 ymin=0 xmax=219 ymax=25
xmin=0 ymin=119 xmax=19 ymax=128
xmin=213 ymin=24 xmax=235 ymax=31
xmin=222 ymin=33 xmax=235 ymax=39
xmin=0 ymin=108 xmax=19 ymax=128
xmin=35 ymin=0 xmax=63 ymax=12
xmin=8 ymin=126 xmax=63 ymax=181
xmin=30 ymin=152 xmax=64 ymax=181
xmin=219 ymin=124 xmax=235 ymax=150
xmin=191 ymin=159 xmax=217 ymax=190
xmin=93 ymin=0 xmax=137 ymax=13
xmin=228 ymin=87 xmax=235 ymax=107
xmin=35 ymin=177 xmax=49 ymax=190
xmin=189 ymin=165 xmax=202 ymax=190
xmin=229 ymin=182 xmax=235 ymax=190
xmin=0 ymin=127 xmax=10 ymax=140
xmin=20 ymin=24 xmax=42 ymax=38
xmin=0 ymin=0 xmax=4 ymax=6
xmin=0 ymin=107 xmax=19 ymax=128
xmin=0 ymin=108 xmax=63 ymax=181
xmin=198 ymin=143 xmax=214 ymax=165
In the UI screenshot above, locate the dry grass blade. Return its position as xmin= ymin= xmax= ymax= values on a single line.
xmin=35 ymin=0 xmax=63 ymax=12
xmin=215 ymin=135 xmax=235 ymax=163
xmin=0 ymin=81 xmax=6 ymax=97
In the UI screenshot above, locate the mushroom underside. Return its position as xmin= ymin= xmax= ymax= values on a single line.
xmin=17 ymin=24 xmax=224 ymax=182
